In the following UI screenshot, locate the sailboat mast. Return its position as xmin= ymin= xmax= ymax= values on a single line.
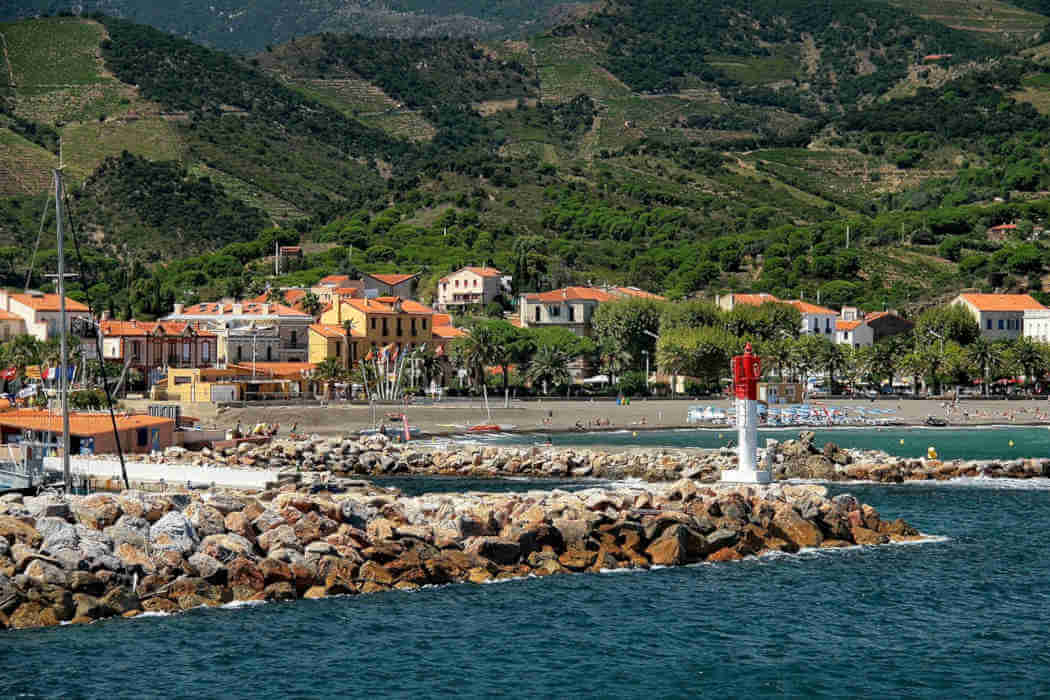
xmin=55 ymin=169 xmax=71 ymax=492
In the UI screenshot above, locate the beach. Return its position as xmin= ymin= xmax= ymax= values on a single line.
xmin=183 ymin=397 xmax=1050 ymax=437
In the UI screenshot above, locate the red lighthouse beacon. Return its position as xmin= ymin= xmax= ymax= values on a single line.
xmin=722 ymin=342 xmax=771 ymax=484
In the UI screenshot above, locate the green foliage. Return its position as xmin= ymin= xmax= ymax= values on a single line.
xmin=591 ymin=298 xmax=663 ymax=365
xmin=915 ymin=304 xmax=981 ymax=347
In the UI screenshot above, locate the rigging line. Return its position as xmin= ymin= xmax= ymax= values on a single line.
xmin=62 ymin=191 xmax=130 ymax=491
xmin=25 ymin=187 xmax=53 ymax=292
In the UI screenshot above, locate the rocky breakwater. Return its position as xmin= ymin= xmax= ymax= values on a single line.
xmin=0 ymin=480 xmax=921 ymax=631
xmin=152 ymin=434 xmax=731 ymax=483
xmin=772 ymin=431 xmax=1050 ymax=482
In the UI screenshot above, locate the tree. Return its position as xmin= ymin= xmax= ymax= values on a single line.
xmin=763 ymin=337 xmax=794 ymax=381
xmin=942 ymin=341 xmax=974 ymax=394
xmin=475 ymin=320 xmax=530 ymax=393
xmin=1004 ymin=336 xmax=1046 ymax=385
xmin=450 ymin=324 xmax=499 ymax=390
xmin=300 ymin=291 xmax=322 ymax=317
xmin=314 ymin=357 xmax=345 ymax=399
xmin=966 ymin=336 xmax=1002 ymax=395
xmin=791 ymin=334 xmax=828 ymax=386
xmin=818 ymin=340 xmax=847 ymax=393
xmin=591 ymin=298 xmax=664 ymax=365
xmin=6 ymin=335 xmax=42 ymax=378
xmin=898 ymin=349 xmax=926 ymax=396
xmin=266 ymin=287 xmax=288 ymax=306
xmin=915 ymin=304 xmax=980 ymax=347
xmin=341 ymin=319 xmax=358 ymax=370
xmin=526 ymin=344 xmax=571 ymax=395
xmin=656 ymin=325 xmax=742 ymax=391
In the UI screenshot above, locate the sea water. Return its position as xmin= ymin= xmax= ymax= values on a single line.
xmin=4 ymin=478 xmax=1050 ymax=698
xmin=463 ymin=426 xmax=1050 ymax=461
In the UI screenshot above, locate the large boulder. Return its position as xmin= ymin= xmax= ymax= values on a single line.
xmin=645 ymin=524 xmax=707 ymax=566
xmin=23 ymin=496 xmax=71 ymax=520
xmin=38 ymin=518 xmax=79 ymax=554
xmin=770 ymin=505 xmax=823 ymax=549
xmin=104 ymin=516 xmax=151 ymax=550
xmin=75 ymin=526 xmax=120 ymax=572
xmin=187 ymin=552 xmax=226 ymax=583
xmin=184 ymin=503 xmax=226 ymax=538
xmin=463 ymin=537 xmax=521 ymax=566
xmin=73 ymin=494 xmax=122 ymax=529
xmin=0 ymin=515 xmax=42 ymax=548
xmin=150 ymin=512 xmax=199 ymax=555
xmin=25 ymin=559 xmax=67 ymax=587
xmin=200 ymin=533 xmax=255 ymax=561
xmin=9 ymin=601 xmax=60 ymax=629
xmin=258 ymin=524 xmax=301 ymax=553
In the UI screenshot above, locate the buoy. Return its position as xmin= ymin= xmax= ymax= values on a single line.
xmin=927 ymin=446 xmax=938 ymax=460
xmin=718 ymin=433 xmax=723 ymax=439
xmin=1009 ymin=440 xmax=1015 ymax=447
xmin=633 ymin=432 xmax=638 ymax=437
xmin=900 ymin=439 xmax=905 ymax=445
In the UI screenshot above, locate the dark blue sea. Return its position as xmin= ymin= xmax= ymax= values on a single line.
xmin=5 ymin=477 xmax=1050 ymax=698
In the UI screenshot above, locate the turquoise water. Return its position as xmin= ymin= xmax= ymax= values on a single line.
xmin=5 ymin=478 xmax=1050 ymax=698
xmin=464 ymin=427 xmax=1050 ymax=461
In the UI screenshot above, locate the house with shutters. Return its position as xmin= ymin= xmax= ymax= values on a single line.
xmin=361 ymin=272 xmax=420 ymax=299
xmin=0 ymin=290 xmax=91 ymax=341
xmin=161 ymin=301 xmax=313 ymax=364
xmin=436 ymin=266 xmax=507 ymax=311
xmin=96 ymin=319 xmax=217 ymax=387
xmin=953 ymin=293 xmax=1047 ymax=340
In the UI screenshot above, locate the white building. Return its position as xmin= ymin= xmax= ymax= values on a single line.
xmin=1024 ymin=309 xmax=1050 ymax=342
xmin=835 ymin=307 xmax=875 ymax=347
xmin=789 ymin=300 xmax=838 ymax=337
xmin=0 ymin=290 xmax=91 ymax=341
xmin=162 ymin=301 xmax=313 ymax=364
xmin=952 ymin=293 xmax=1046 ymax=340
xmin=437 ymin=266 xmax=507 ymax=311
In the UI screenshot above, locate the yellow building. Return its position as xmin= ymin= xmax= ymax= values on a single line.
xmin=155 ymin=363 xmax=315 ymax=402
xmin=312 ymin=297 xmax=464 ymax=367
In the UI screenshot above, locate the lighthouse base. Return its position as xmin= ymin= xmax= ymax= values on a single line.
xmin=721 ymin=468 xmax=772 ymax=485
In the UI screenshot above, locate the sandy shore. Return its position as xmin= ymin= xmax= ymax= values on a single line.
xmin=198 ymin=397 xmax=1050 ymax=436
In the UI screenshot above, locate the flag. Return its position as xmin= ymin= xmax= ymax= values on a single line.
xmin=44 ymin=367 xmax=56 ymax=380
xmin=402 ymin=414 xmax=411 ymax=442
xmin=0 ymin=367 xmax=16 ymax=381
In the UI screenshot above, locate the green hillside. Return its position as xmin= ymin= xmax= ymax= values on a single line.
xmin=1 ymin=4 xmax=1050 ymax=320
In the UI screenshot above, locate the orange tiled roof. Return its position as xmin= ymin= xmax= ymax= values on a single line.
xmin=959 ymin=293 xmax=1047 ymax=312
xmin=374 ymin=297 xmax=435 ymax=314
xmin=0 ymin=310 xmax=22 ymax=321
xmin=613 ymin=286 xmax=666 ymax=300
xmin=836 ymin=320 xmax=864 ymax=331
xmin=0 ymin=409 xmax=172 ymax=437
xmin=731 ymin=293 xmax=782 ymax=306
xmin=333 ymin=287 xmax=362 ymax=298
xmin=440 ymin=266 xmax=502 ymax=281
xmin=433 ymin=313 xmax=453 ymax=327
xmin=432 ymin=325 xmax=466 ymax=339
xmin=9 ymin=293 xmax=89 ymax=312
xmin=228 ymin=361 xmax=317 ymax=377
xmin=788 ymin=300 xmax=837 ymax=315
xmin=318 ymin=274 xmax=352 ymax=286
xmin=523 ymin=286 xmax=616 ymax=303
xmin=988 ymin=224 xmax=1018 ymax=231
xmin=366 ymin=273 xmax=419 ymax=286
xmin=101 ymin=320 xmax=216 ymax=337
xmin=309 ymin=323 xmax=364 ymax=339
xmin=176 ymin=301 xmax=311 ymax=318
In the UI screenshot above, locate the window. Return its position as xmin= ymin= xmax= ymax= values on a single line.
xmin=266 ymin=346 xmax=272 ymax=361
xmin=237 ymin=346 xmax=243 ymax=361
xmin=137 ymin=428 xmax=148 ymax=447
xmin=182 ymin=343 xmax=190 ymax=361
xmin=534 ymin=307 xmax=540 ymax=322
xmin=455 ymin=280 xmax=460 ymax=287
xmin=825 ymin=318 xmax=831 ymax=332
xmin=422 ymin=319 xmax=427 ymax=330
xmin=335 ymin=342 xmax=341 ymax=357
xmin=473 ymin=279 xmax=478 ymax=287
xmin=382 ymin=318 xmax=389 ymax=336
xmin=291 ymin=330 xmax=297 ymax=347
xmin=202 ymin=343 xmax=210 ymax=362
xmin=411 ymin=318 xmax=417 ymax=336
xmin=987 ymin=319 xmax=992 ymax=330
xmin=371 ymin=318 xmax=377 ymax=330
xmin=568 ymin=305 xmax=576 ymax=322
xmin=174 ymin=376 xmax=192 ymax=385
xmin=131 ymin=341 xmax=141 ymax=359
xmin=396 ymin=319 xmax=403 ymax=336
xmin=998 ymin=319 xmax=1004 ymax=330
xmin=550 ymin=305 xmax=560 ymax=317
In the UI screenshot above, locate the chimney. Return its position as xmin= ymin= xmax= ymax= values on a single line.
xmin=233 ymin=303 xmax=243 ymax=315
xmin=173 ymin=303 xmax=184 ymax=315
xmin=842 ymin=306 xmax=858 ymax=321
xmin=262 ymin=303 xmax=270 ymax=314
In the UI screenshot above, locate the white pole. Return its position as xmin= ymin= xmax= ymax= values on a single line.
xmin=55 ymin=170 xmax=71 ymax=492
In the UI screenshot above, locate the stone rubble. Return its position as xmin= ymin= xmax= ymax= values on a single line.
xmin=0 ymin=476 xmax=920 ymax=631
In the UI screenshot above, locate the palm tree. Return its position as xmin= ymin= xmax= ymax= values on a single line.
xmin=452 ymin=325 xmax=499 ymax=390
xmin=341 ymin=318 xmax=358 ymax=371
xmin=600 ymin=346 xmax=633 ymax=385
xmin=266 ymin=287 xmax=288 ymax=306
xmin=1007 ymin=336 xmax=1045 ymax=389
xmin=301 ymin=291 xmax=322 ymax=318
xmin=966 ymin=337 xmax=1001 ymax=396
xmin=6 ymin=335 xmax=41 ymax=378
xmin=314 ymin=357 xmax=345 ymax=400
xmin=819 ymin=342 xmax=848 ymax=394
xmin=526 ymin=344 xmax=571 ymax=395
xmin=413 ymin=345 xmax=442 ymax=391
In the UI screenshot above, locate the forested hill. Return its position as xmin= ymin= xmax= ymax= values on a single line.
xmin=5 ymin=4 xmax=1050 ymax=319
xmin=0 ymin=0 xmax=584 ymax=52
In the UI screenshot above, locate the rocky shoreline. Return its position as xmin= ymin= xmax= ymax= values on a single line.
xmin=126 ymin=432 xmax=1050 ymax=485
xmin=0 ymin=475 xmax=920 ymax=630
